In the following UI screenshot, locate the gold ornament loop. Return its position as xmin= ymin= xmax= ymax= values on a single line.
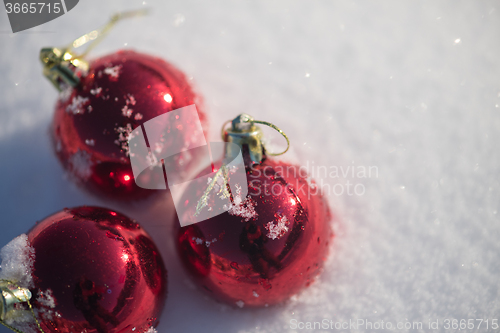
xmin=220 ymin=115 xmax=290 ymax=156
xmin=71 ymin=9 xmax=149 ymax=58
xmin=250 ymin=119 xmax=290 ymax=156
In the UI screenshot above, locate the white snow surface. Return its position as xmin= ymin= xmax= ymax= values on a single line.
xmin=0 ymin=234 xmax=35 ymax=289
xmin=0 ymin=1 xmax=499 ymax=333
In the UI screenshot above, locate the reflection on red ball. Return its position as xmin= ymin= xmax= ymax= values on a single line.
xmin=27 ymin=206 xmax=167 ymax=333
xmin=175 ymin=158 xmax=333 ymax=307
xmin=52 ymin=50 xmax=207 ymax=201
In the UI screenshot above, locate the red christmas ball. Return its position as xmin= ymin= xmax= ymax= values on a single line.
xmin=174 ymin=157 xmax=333 ymax=308
xmin=0 ymin=206 xmax=167 ymax=333
xmin=51 ymin=50 xmax=207 ymax=201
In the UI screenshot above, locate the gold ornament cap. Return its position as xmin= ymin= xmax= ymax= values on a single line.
xmin=221 ymin=113 xmax=290 ymax=165
xmin=0 ymin=281 xmax=31 ymax=321
xmin=40 ymin=9 xmax=148 ymax=91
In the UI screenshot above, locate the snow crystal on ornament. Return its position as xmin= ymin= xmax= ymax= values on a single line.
xmin=0 ymin=234 xmax=35 ymax=289
xmin=134 ymin=113 xmax=143 ymax=121
xmin=59 ymin=84 xmax=73 ymax=102
xmin=125 ymin=94 xmax=136 ymax=106
xmin=205 ymin=238 xmax=217 ymax=247
xmin=235 ymin=300 xmax=245 ymax=308
xmin=226 ymin=184 xmax=258 ymax=222
xmin=122 ymin=105 xmax=133 ymax=118
xmin=144 ymin=327 xmax=157 ymax=333
xmin=121 ymin=94 xmax=137 ymax=118
xmin=69 ymin=149 xmax=93 ymax=180
xmin=265 ymin=215 xmax=290 ymax=240
xmin=85 ymin=139 xmax=95 ymax=146
xmin=66 ymin=96 xmax=89 ymax=115
xmin=115 ymin=123 xmax=134 ymax=155
xmin=36 ymin=289 xmax=57 ymax=320
xmin=192 ymin=237 xmax=203 ymax=245
xmin=229 ymin=165 xmax=239 ymax=174
xmin=104 ymin=65 xmax=122 ymax=79
xmin=146 ymin=151 xmax=160 ymax=167
xmin=154 ymin=141 xmax=164 ymax=154
xmin=90 ymin=87 xmax=102 ymax=96
xmin=37 ymin=289 xmax=56 ymax=309
xmin=191 ymin=237 xmax=218 ymax=247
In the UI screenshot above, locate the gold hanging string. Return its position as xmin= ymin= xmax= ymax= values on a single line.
xmin=71 ymin=9 xmax=149 ymax=59
xmin=0 ymin=279 xmax=45 ymax=333
xmin=220 ymin=117 xmax=290 ymax=156
xmin=250 ymin=119 xmax=290 ymax=156
xmin=40 ymin=9 xmax=148 ymax=91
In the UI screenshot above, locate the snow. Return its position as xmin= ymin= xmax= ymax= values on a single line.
xmin=265 ymin=215 xmax=289 ymax=240
xmin=122 ymin=105 xmax=133 ymax=118
xmin=1 ymin=1 xmax=500 ymax=333
xmin=103 ymin=65 xmax=122 ymax=79
xmin=225 ymin=184 xmax=258 ymax=222
xmin=58 ymin=84 xmax=73 ymax=102
xmin=126 ymin=94 xmax=137 ymax=106
xmin=115 ymin=123 xmax=134 ymax=155
xmin=65 ymin=95 xmax=89 ymax=115
xmin=0 ymin=234 xmax=35 ymax=289
xmin=89 ymin=86 xmax=102 ymax=95
xmin=37 ymin=289 xmax=56 ymax=310
xmin=122 ymin=94 xmax=136 ymax=117
xmin=84 ymin=138 xmax=95 ymax=146
xmin=36 ymin=289 xmax=57 ymax=321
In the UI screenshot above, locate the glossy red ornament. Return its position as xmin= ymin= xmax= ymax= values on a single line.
xmin=174 ymin=115 xmax=333 ymax=308
xmin=1 ymin=206 xmax=167 ymax=333
xmin=50 ymin=50 xmax=206 ymax=201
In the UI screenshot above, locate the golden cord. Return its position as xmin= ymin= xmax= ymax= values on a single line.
xmin=41 ymin=9 xmax=149 ymax=91
xmin=220 ymin=118 xmax=290 ymax=156
xmin=71 ymin=9 xmax=149 ymax=59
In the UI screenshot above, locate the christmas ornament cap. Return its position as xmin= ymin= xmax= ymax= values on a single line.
xmin=40 ymin=46 xmax=86 ymax=91
xmin=222 ymin=113 xmax=290 ymax=165
xmin=40 ymin=9 xmax=148 ymax=91
xmin=0 ymin=282 xmax=32 ymax=321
